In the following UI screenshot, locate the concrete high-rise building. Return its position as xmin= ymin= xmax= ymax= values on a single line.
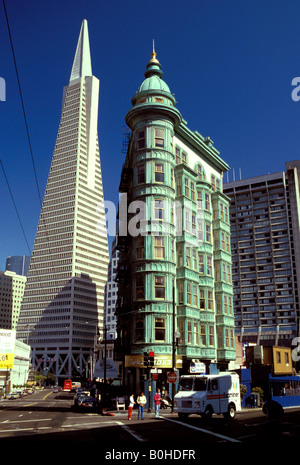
xmin=16 ymin=20 xmax=109 ymax=382
xmin=0 ymin=271 xmax=26 ymax=330
xmin=103 ymin=237 xmax=119 ymax=340
xmin=6 ymin=255 xmax=30 ymax=276
xmin=223 ymin=161 xmax=300 ymax=346
xmin=116 ymin=47 xmax=235 ymax=394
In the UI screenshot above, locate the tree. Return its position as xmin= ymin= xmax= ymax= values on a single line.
xmin=240 ymin=384 xmax=247 ymax=400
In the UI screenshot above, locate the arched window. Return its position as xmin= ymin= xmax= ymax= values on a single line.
xmin=195 ymin=163 xmax=205 ymax=181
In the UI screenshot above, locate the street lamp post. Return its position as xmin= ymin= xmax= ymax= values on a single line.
xmin=103 ymin=324 xmax=107 ymax=407
xmin=172 ymin=280 xmax=175 ymax=412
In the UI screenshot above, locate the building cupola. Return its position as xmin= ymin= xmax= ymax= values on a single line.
xmin=126 ymin=42 xmax=182 ymax=129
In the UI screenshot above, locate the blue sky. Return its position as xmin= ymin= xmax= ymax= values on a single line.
xmin=1 ymin=0 xmax=300 ymax=269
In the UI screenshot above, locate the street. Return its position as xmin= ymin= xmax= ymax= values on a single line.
xmin=0 ymin=389 xmax=300 ymax=459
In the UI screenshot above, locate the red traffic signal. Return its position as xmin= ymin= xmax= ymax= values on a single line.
xmin=149 ymin=351 xmax=155 ymax=367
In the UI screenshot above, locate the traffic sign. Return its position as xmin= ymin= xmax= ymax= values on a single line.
xmin=167 ymin=371 xmax=177 ymax=383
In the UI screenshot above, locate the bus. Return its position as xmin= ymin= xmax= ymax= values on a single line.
xmin=263 ymin=374 xmax=300 ymax=418
xmin=64 ymin=379 xmax=72 ymax=391
xmin=71 ymin=381 xmax=81 ymax=391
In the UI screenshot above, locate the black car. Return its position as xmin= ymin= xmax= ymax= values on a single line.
xmin=77 ymin=396 xmax=99 ymax=411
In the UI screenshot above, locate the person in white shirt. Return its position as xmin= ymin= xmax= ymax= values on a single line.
xmin=137 ymin=392 xmax=147 ymax=420
xmin=128 ymin=394 xmax=135 ymax=420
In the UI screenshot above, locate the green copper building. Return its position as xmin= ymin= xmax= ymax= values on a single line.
xmin=116 ymin=46 xmax=235 ymax=393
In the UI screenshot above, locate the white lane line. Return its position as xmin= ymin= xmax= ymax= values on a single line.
xmin=116 ymin=421 xmax=146 ymax=442
xmin=62 ymin=421 xmax=116 ymax=428
xmin=0 ymin=428 xmax=34 ymax=433
xmin=161 ymin=416 xmax=241 ymax=443
xmin=1 ymin=418 xmax=52 ymax=424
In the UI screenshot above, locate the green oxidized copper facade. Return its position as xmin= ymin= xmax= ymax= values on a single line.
xmin=116 ymin=46 xmax=235 ymax=386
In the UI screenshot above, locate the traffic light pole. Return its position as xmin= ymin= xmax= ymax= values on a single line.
xmin=147 ymin=367 xmax=151 ymax=413
xmin=172 ymin=281 xmax=175 ymax=413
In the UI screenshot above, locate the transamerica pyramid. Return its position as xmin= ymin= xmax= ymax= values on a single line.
xmin=17 ymin=20 xmax=109 ymax=383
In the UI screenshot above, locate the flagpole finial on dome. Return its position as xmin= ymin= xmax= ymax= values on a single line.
xmin=149 ymin=39 xmax=159 ymax=64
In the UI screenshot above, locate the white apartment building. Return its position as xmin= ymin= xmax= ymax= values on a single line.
xmin=224 ymin=161 xmax=300 ymax=346
xmin=104 ymin=237 xmax=119 ymax=339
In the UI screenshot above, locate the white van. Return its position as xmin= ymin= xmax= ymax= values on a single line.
xmin=174 ymin=372 xmax=241 ymax=420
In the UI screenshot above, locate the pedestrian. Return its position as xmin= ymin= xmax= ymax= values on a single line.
xmin=128 ymin=394 xmax=135 ymax=420
xmin=137 ymin=392 xmax=147 ymax=420
xmin=154 ymin=388 xmax=161 ymax=418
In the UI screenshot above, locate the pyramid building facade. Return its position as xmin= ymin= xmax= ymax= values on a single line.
xmin=17 ymin=20 xmax=109 ymax=382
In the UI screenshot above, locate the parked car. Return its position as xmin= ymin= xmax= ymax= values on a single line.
xmin=77 ymin=396 xmax=99 ymax=411
xmin=7 ymin=392 xmax=18 ymax=399
xmin=74 ymin=391 xmax=90 ymax=408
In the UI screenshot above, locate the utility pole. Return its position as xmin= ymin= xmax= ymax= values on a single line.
xmin=103 ymin=325 xmax=107 ymax=407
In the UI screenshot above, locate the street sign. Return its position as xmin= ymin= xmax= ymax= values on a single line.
xmin=167 ymin=371 xmax=177 ymax=383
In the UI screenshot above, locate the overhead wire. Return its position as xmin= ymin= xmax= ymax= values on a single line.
xmin=2 ymin=0 xmax=42 ymax=207
xmin=1 ymin=0 xmax=55 ymax=342
xmin=0 ymin=159 xmax=32 ymax=255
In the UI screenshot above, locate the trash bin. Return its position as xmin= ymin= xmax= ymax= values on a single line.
xmin=251 ymin=393 xmax=260 ymax=407
xmin=245 ymin=393 xmax=260 ymax=407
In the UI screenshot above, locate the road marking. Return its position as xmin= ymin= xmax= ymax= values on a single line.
xmin=116 ymin=421 xmax=146 ymax=442
xmin=1 ymin=418 xmax=52 ymax=424
xmin=161 ymin=416 xmax=241 ymax=443
xmin=63 ymin=421 xmax=115 ymax=428
xmin=0 ymin=428 xmax=34 ymax=433
xmin=42 ymin=392 xmax=53 ymax=401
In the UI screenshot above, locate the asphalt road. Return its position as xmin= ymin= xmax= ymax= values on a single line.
xmin=0 ymin=390 xmax=299 ymax=460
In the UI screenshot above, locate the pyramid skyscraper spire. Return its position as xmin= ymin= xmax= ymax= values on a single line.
xmin=17 ymin=20 xmax=109 ymax=382
xmin=70 ymin=19 xmax=92 ymax=82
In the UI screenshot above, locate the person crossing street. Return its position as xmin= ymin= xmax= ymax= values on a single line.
xmin=137 ymin=392 xmax=147 ymax=420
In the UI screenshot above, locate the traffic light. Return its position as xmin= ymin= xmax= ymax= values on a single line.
xmin=149 ymin=351 xmax=155 ymax=367
xmin=143 ymin=352 xmax=149 ymax=367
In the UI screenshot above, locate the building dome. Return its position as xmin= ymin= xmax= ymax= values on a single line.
xmin=131 ymin=43 xmax=175 ymax=105
xmin=126 ymin=43 xmax=182 ymax=128
xmin=137 ymin=74 xmax=171 ymax=94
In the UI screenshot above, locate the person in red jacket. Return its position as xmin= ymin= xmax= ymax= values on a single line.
xmin=154 ymin=388 xmax=161 ymax=418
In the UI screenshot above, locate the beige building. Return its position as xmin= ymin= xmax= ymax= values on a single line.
xmin=0 ymin=271 xmax=26 ymax=330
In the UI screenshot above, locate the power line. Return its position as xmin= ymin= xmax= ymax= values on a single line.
xmin=2 ymin=0 xmax=42 ymax=207
xmin=0 ymin=159 xmax=32 ymax=255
